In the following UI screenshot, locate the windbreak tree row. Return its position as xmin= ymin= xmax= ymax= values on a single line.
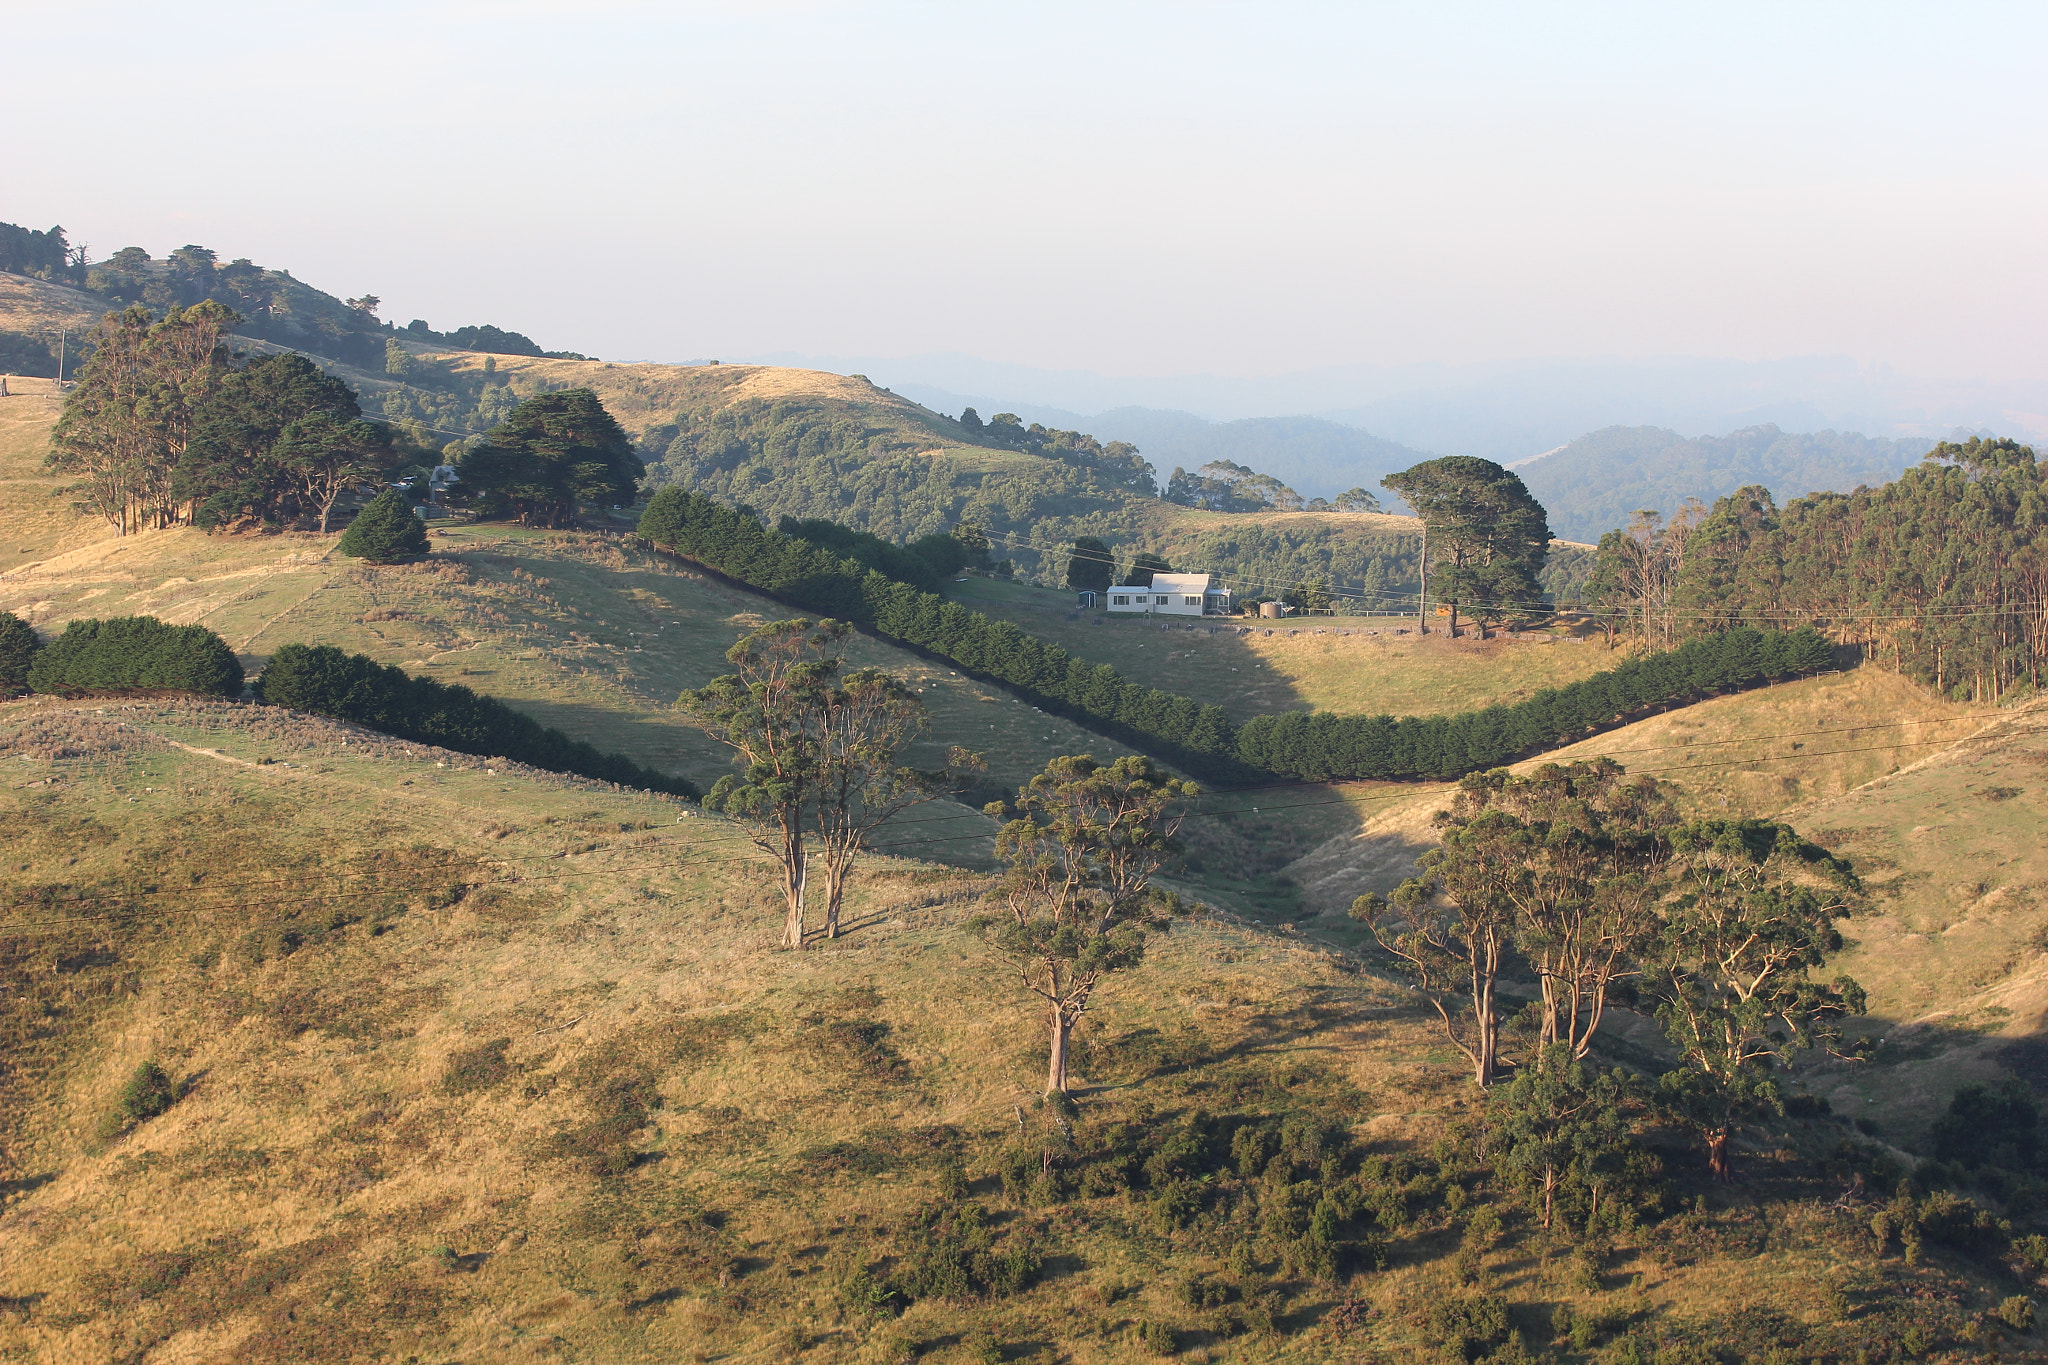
xmin=25 ymin=616 xmax=245 ymax=697
xmin=256 ymin=643 xmax=698 ymax=797
xmin=639 ymin=486 xmax=1833 ymax=783
xmin=637 ymin=487 xmax=1250 ymax=780
xmin=1237 ymin=626 xmax=1832 ymax=780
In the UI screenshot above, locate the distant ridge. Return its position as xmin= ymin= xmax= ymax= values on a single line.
xmin=1518 ymin=423 xmax=1939 ymax=541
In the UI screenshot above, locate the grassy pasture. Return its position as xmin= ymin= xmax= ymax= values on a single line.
xmin=947 ymin=576 xmax=1615 ymax=725
xmin=1 ymin=695 xmax=2033 ymax=1364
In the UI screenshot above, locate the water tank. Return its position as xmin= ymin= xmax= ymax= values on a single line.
xmin=1259 ymin=601 xmax=1284 ymax=618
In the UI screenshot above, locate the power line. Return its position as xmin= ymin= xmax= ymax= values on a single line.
xmin=974 ymin=526 xmax=2048 ymax=625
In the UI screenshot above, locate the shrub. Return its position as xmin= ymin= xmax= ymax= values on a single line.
xmin=961 ymin=1329 xmax=1002 ymax=1365
xmin=0 ymin=610 xmax=38 ymax=694
xmin=1137 ymin=1319 xmax=1177 ymax=1356
xmin=27 ymin=616 xmax=243 ymax=696
xmin=892 ymin=1200 xmax=1040 ymax=1302
xmin=119 ymin=1060 xmax=177 ymax=1123
xmin=1997 ymin=1295 xmax=2035 ymax=1332
xmin=255 ymin=642 xmax=696 ymax=797
xmin=338 ymin=487 xmax=429 ymax=562
xmin=1428 ymin=1293 xmax=1511 ymax=1362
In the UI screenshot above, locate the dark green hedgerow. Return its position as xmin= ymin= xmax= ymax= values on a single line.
xmin=254 ymin=642 xmax=698 ymax=798
xmin=27 ymin=616 xmax=244 ymax=697
xmin=637 ymin=486 xmax=1834 ymax=783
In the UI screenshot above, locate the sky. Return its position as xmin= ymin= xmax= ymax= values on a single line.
xmin=6 ymin=1 xmax=2046 ymax=411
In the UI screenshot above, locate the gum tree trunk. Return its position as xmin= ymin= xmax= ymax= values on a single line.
xmin=1046 ymin=1001 xmax=1072 ymax=1095
xmin=781 ymin=847 xmax=807 ymax=950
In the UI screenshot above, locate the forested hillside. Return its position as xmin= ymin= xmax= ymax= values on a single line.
xmin=1590 ymin=436 xmax=2048 ymax=706
xmin=0 ymin=221 xmax=585 ymax=377
xmin=1521 ymin=423 xmax=1937 ymax=542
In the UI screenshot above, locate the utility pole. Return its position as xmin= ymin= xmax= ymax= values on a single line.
xmin=1416 ymin=520 xmax=1430 ymax=635
xmin=54 ymin=328 xmax=67 ymax=389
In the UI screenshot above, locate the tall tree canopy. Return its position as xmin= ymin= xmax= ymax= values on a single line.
xmin=458 ymin=388 xmax=642 ymax=527
xmin=1611 ymin=437 xmax=2048 ymax=703
xmin=180 ymin=352 xmax=392 ymax=532
xmin=1065 ymin=536 xmax=1114 ymax=593
xmin=1381 ymin=456 xmax=1552 ymax=637
xmin=50 ymin=303 xmax=238 ymax=534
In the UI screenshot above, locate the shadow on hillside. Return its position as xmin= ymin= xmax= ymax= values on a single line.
xmin=491 ymin=694 xmax=730 ymax=791
xmin=1084 ymin=986 xmax=1401 ymax=1094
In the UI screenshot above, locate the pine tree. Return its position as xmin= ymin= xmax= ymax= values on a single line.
xmin=338 ymin=488 xmax=429 ymax=563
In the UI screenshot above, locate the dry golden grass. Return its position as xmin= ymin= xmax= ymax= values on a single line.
xmin=0 ymin=392 xmax=119 ymax=575
xmin=0 ymin=695 xmax=2035 ymax=1364
xmin=0 ymin=273 xmax=109 ymax=340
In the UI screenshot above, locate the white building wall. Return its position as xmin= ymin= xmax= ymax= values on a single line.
xmin=1106 ymin=573 xmax=1222 ymax=616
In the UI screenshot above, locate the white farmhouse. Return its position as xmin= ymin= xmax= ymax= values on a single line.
xmin=1106 ymin=572 xmax=1232 ymax=617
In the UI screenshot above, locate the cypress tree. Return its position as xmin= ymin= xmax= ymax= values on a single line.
xmin=338 ymin=488 xmax=429 ymax=563
xmin=0 ymin=611 xmax=38 ymax=694
xmin=256 ymin=642 xmax=697 ymax=797
xmin=27 ymin=617 xmax=243 ymax=697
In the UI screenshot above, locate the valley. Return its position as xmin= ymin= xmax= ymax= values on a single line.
xmin=5 ymin=263 xmax=2048 ymax=1365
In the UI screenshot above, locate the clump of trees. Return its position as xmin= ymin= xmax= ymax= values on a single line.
xmin=26 ymin=616 xmax=244 ymax=697
xmin=182 ymin=352 xmax=394 ymax=533
xmin=0 ymin=611 xmax=39 ymax=694
xmin=256 ymin=642 xmax=694 ymax=795
xmin=963 ymin=410 xmax=1157 ymax=495
xmin=1357 ymin=760 xmax=1865 ymax=1179
xmin=976 ymin=754 xmax=1196 ymax=1095
xmin=1167 ymin=460 xmax=1307 ymax=513
xmin=678 ymin=618 xmax=977 ymax=948
xmin=776 ymin=517 xmax=987 ymax=593
xmin=1588 ymin=437 xmax=2048 ymax=702
xmin=1121 ymin=551 xmax=1171 ymax=587
xmin=47 ymin=304 xmax=404 ymax=535
xmin=1065 ymin=537 xmax=1114 ymax=594
xmin=455 ymin=388 xmax=642 ymax=528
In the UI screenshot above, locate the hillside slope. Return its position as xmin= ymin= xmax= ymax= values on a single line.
xmin=4 ymin=694 xmax=2039 ymax=1365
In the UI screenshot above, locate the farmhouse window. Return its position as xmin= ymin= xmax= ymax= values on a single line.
xmin=1154 ymin=595 xmax=1168 ymax=605
xmin=1112 ymin=595 xmax=1129 ymax=606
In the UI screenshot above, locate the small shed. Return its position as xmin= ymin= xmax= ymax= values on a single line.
xmin=1076 ymin=590 xmax=1097 ymax=609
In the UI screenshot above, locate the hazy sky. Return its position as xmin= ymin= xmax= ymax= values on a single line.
xmin=7 ymin=1 xmax=2045 ymax=386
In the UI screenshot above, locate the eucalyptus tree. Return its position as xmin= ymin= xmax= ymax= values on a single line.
xmin=682 ymin=618 xmax=970 ymax=949
xmin=811 ymin=668 xmax=979 ymax=940
xmin=977 ymin=754 xmax=1196 ymax=1097
xmin=1353 ymin=804 xmax=1525 ymax=1087
xmin=1644 ymin=818 xmax=1865 ymax=1180
xmin=50 ymin=301 xmax=238 ymax=534
xmin=680 ymin=619 xmax=845 ymax=950
xmin=1446 ymin=759 xmax=1674 ymax=1060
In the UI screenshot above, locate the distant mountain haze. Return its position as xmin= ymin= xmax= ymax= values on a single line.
xmin=754 ymin=350 xmax=2048 ymax=461
xmin=1516 ymin=424 xmax=1940 ymax=543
